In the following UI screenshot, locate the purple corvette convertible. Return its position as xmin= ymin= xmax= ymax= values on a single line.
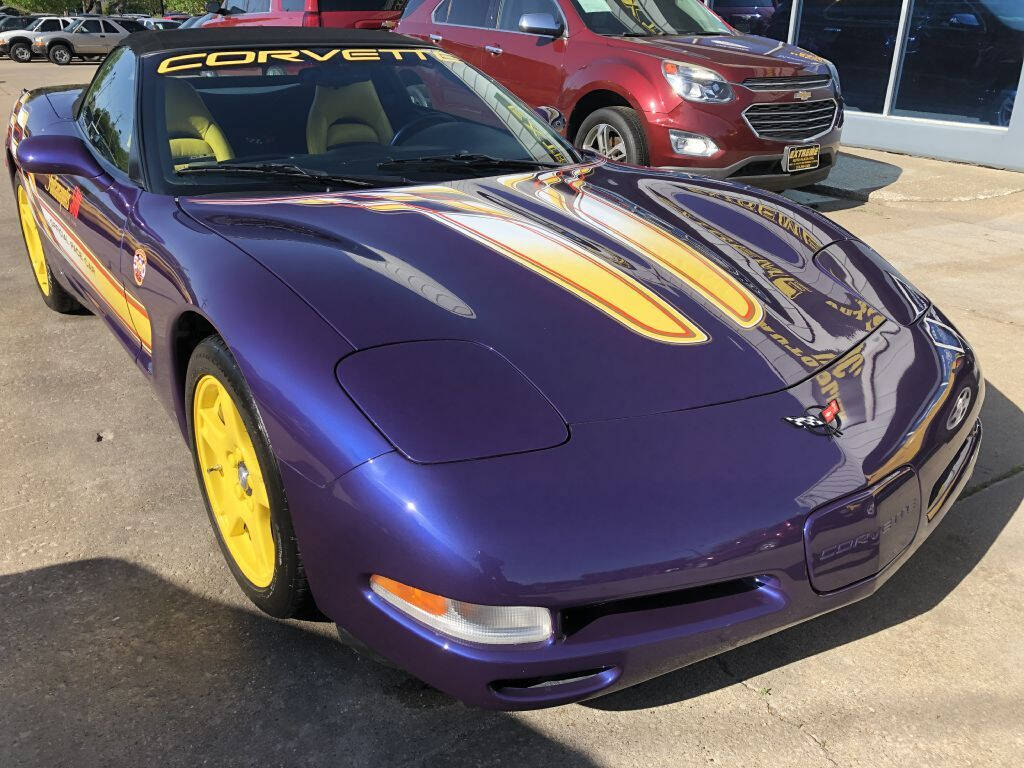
xmin=8 ymin=28 xmax=982 ymax=709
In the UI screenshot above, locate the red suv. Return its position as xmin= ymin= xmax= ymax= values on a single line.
xmin=201 ymin=0 xmax=407 ymax=29
xmin=398 ymin=0 xmax=843 ymax=189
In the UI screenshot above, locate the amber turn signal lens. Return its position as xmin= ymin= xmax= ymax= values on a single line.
xmin=370 ymin=574 xmax=447 ymax=616
xmin=370 ymin=574 xmax=554 ymax=645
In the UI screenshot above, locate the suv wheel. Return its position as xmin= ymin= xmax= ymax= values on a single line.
xmin=576 ymin=106 xmax=649 ymax=166
xmin=48 ymin=44 xmax=72 ymax=66
xmin=9 ymin=42 xmax=31 ymax=63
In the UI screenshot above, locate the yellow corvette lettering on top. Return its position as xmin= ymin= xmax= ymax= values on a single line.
xmin=156 ymin=47 xmax=458 ymax=74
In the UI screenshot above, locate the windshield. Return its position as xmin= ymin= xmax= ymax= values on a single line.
xmin=143 ymin=44 xmax=576 ymax=193
xmin=568 ymin=0 xmax=732 ymax=36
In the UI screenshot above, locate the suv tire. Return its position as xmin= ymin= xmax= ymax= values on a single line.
xmin=9 ymin=41 xmax=32 ymax=63
xmin=576 ymin=106 xmax=649 ymax=166
xmin=48 ymin=43 xmax=72 ymax=66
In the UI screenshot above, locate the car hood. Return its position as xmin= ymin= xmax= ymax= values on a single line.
xmin=610 ymin=34 xmax=831 ymax=80
xmin=180 ymin=163 xmax=880 ymax=423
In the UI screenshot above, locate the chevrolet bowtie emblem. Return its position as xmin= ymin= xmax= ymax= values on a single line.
xmin=794 ymin=90 xmax=813 ymax=101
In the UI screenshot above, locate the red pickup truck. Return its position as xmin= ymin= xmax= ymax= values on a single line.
xmin=201 ymin=0 xmax=405 ymax=31
xmin=398 ymin=0 xmax=843 ymax=189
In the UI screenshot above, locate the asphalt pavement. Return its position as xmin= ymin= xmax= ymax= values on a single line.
xmin=1 ymin=60 xmax=1022 ymax=768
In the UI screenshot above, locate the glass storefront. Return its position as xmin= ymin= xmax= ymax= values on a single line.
xmin=747 ymin=0 xmax=1024 ymax=168
xmin=892 ymin=1 xmax=1022 ymax=127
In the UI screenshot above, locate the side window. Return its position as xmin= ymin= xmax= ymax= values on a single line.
xmin=39 ymin=19 xmax=60 ymax=32
xmin=102 ymin=21 xmax=119 ymax=34
xmin=497 ymin=0 xmax=561 ymax=31
xmin=78 ymin=48 xmax=136 ymax=175
xmin=250 ymin=0 xmax=272 ymax=11
xmin=225 ymin=0 xmax=249 ymax=12
xmin=81 ymin=19 xmax=103 ymax=33
xmin=120 ymin=19 xmax=145 ymax=32
xmin=282 ymin=0 xmax=304 ymax=9
xmin=436 ymin=0 xmax=494 ymax=27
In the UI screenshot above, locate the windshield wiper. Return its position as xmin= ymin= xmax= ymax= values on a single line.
xmin=377 ymin=153 xmax=562 ymax=173
xmin=175 ymin=161 xmax=407 ymax=188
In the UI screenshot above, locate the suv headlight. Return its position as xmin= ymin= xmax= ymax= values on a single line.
xmin=662 ymin=61 xmax=734 ymax=103
xmin=825 ymin=59 xmax=842 ymax=95
xmin=371 ymin=575 xmax=554 ymax=645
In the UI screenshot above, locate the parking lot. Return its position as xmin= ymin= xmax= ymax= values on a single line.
xmin=1 ymin=59 xmax=1022 ymax=767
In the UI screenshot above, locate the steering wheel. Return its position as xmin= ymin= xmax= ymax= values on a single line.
xmin=390 ymin=113 xmax=459 ymax=146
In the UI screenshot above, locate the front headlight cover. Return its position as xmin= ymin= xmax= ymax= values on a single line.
xmin=662 ymin=60 xmax=734 ymax=103
xmin=371 ymin=575 xmax=553 ymax=645
xmin=337 ymin=340 xmax=568 ymax=464
xmin=814 ymin=240 xmax=930 ymax=326
xmin=824 ymin=59 xmax=842 ymax=95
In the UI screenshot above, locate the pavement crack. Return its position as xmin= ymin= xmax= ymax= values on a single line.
xmin=714 ymin=656 xmax=841 ymax=768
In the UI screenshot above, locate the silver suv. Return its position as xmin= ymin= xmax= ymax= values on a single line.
xmin=0 ymin=16 xmax=76 ymax=62
xmin=32 ymin=16 xmax=145 ymax=65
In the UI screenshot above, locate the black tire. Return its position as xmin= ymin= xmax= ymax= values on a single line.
xmin=15 ymin=178 xmax=83 ymax=313
xmin=575 ymin=106 xmax=649 ymax=166
xmin=186 ymin=335 xmax=320 ymax=620
xmin=48 ymin=43 xmax=72 ymax=66
xmin=9 ymin=42 xmax=31 ymax=63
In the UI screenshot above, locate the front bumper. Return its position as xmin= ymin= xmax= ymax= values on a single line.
xmin=284 ymin=311 xmax=982 ymax=709
xmin=645 ymin=88 xmax=844 ymax=190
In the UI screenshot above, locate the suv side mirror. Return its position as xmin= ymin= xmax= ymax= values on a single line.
xmin=205 ymin=1 xmax=226 ymax=15
xmin=535 ymin=106 xmax=566 ymax=132
xmin=948 ymin=12 xmax=981 ymax=28
xmin=16 ymin=134 xmax=103 ymax=179
xmin=519 ymin=12 xmax=564 ymax=37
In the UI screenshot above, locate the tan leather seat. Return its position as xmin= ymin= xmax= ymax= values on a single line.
xmin=165 ymin=78 xmax=234 ymax=163
xmin=306 ymin=81 xmax=393 ymax=155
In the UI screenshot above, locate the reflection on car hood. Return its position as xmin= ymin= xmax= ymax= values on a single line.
xmin=614 ymin=34 xmax=831 ymax=80
xmin=180 ymin=162 xmax=884 ymax=422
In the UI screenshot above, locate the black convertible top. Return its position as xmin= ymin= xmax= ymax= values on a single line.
xmin=124 ymin=27 xmax=430 ymax=56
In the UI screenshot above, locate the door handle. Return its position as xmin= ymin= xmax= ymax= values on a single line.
xmin=429 ymin=33 xmax=442 ymax=42
xmin=485 ymin=45 xmax=503 ymax=56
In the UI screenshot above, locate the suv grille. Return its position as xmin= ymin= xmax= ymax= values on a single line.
xmin=743 ymin=99 xmax=838 ymax=141
xmin=742 ymin=74 xmax=832 ymax=91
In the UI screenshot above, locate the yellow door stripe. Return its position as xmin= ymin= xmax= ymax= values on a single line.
xmin=26 ymin=179 xmax=153 ymax=353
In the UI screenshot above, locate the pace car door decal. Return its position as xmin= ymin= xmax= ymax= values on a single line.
xmin=23 ymin=174 xmax=153 ymax=354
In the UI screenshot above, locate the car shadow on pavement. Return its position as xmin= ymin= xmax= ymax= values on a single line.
xmin=587 ymin=380 xmax=1022 ymax=712
xmin=808 ymin=150 xmax=905 ymax=203
xmin=0 ymin=559 xmax=599 ymax=768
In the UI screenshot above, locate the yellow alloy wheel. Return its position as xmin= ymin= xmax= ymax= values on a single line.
xmin=17 ymin=184 xmax=50 ymax=296
xmin=193 ymin=374 xmax=276 ymax=588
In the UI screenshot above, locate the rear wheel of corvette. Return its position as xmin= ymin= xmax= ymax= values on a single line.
xmin=187 ymin=335 xmax=319 ymax=620
xmin=48 ymin=44 xmax=72 ymax=66
xmin=16 ymin=180 xmax=82 ymax=313
xmin=9 ymin=42 xmax=31 ymax=63
xmin=576 ymin=107 xmax=649 ymax=166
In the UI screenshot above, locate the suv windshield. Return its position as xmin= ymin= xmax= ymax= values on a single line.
xmin=568 ymin=0 xmax=731 ymax=36
xmin=143 ymin=44 xmax=577 ymax=193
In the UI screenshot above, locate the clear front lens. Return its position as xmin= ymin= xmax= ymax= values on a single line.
xmin=371 ymin=575 xmax=553 ymax=645
xmin=669 ymin=130 xmax=719 ymax=157
xmin=663 ymin=61 xmax=734 ymax=103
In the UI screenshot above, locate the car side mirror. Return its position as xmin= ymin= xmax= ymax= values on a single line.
xmin=948 ymin=12 xmax=980 ymax=28
xmin=206 ymin=1 xmax=226 ymax=15
xmin=16 ymin=134 xmax=103 ymax=179
xmin=535 ymin=106 xmax=566 ymax=132
xmin=519 ymin=12 xmax=564 ymax=37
